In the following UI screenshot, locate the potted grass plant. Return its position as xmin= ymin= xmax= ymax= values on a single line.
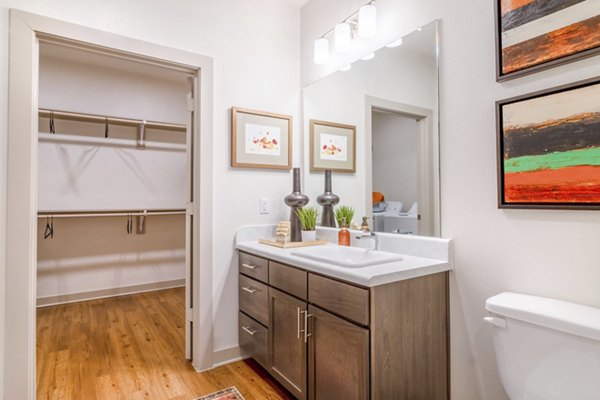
xmin=295 ymin=206 xmax=319 ymax=242
xmin=335 ymin=205 xmax=355 ymax=228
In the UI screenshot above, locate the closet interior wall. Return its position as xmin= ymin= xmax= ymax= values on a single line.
xmin=37 ymin=42 xmax=191 ymax=306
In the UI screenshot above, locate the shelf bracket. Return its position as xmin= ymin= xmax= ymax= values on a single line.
xmin=137 ymin=121 xmax=147 ymax=149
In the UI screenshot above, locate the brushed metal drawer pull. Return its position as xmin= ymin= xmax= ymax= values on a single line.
xmin=241 ymin=286 xmax=257 ymax=294
xmin=242 ymin=326 xmax=258 ymax=336
xmin=241 ymin=263 xmax=257 ymax=270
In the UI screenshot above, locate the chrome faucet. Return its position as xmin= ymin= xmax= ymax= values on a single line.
xmin=355 ymin=231 xmax=378 ymax=250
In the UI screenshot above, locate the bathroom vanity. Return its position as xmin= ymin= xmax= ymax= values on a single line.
xmin=236 ymin=226 xmax=452 ymax=400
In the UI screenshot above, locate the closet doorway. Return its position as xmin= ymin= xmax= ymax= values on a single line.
xmin=6 ymin=10 xmax=214 ymax=399
xmin=364 ymin=96 xmax=439 ymax=237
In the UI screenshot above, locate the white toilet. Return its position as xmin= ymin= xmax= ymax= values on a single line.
xmin=484 ymin=292 xmax=600 ymax=399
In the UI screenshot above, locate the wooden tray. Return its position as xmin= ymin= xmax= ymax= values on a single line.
xmin=258 ymin=239 xmax=328 ymax=248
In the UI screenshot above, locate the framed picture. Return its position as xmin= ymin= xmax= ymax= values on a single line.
xmin=495 ymin=0 xmax=600 ymax=81
xmin=231 ymin=107 xmax=292 ymax=170
xmin=496 ymin=77 xmax=600 ymax=209
xmin=309 ymin=119 xmax=356 ymax=173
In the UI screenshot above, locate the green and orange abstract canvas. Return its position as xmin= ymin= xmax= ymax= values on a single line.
xmin=497 ymin=0 xmax=600 ymax=80
xmin=498 ymin=79 xmax=600 ymax=208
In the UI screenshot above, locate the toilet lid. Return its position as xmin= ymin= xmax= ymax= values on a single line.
xmin=486 ymin=292 xmax=600 ymax=342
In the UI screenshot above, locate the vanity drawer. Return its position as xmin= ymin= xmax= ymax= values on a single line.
xmin=239 ymin=252 xmax=269 ymax=283
xmin=308 ymin=274 xmax=369 ymax=326
xmin=239 ymin=275 xmax=269 ymax=326
xmin=239 ymin=311 xmax=269 ymax=369
xmin=269 ymin=261 xmax=307 ymax=300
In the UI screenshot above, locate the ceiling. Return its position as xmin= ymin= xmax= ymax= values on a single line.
xmin=282 ymin=0 xmax=310 ymax=8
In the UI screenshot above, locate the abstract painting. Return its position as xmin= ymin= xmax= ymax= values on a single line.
xmin=497 ymin=78 xmax=600 ymax=209
xmin=496 ymin=0 xmax=600 ymax=81
xmin=231 ymin=107 xmax=292 ymax=170
xmin=310 ymin=119 xmax=355 ymax=173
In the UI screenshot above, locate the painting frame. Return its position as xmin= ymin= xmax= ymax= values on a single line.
xmin=495 ymin=0 xmax=600 ymax=82
xmin=231 ymin=107 xmax=292 ymax=170
xmin=496 ymin=76 xmax=600 ymax=210
xmin=309 ymin=119 xmax=356 ymax=174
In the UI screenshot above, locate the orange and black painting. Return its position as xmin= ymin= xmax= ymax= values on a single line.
xmin=498 ymin=79 xmax=600 ymax=208
xmin=497 ymin=0 xmax=600 ymax=80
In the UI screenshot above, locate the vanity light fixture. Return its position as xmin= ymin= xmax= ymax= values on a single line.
xmin=340 ymin=64 xmax=352 ymax=72
xmin=335 ymin=23 xmax=352 ymax=53
xmin=386 ymin=37 xmax=403 ymax=48
xmin=361 ymin=52 xmax=375 ymax=61
xmin=314 ymin=38 xmax=329 ymax=65
xmin=312 ymin=1 xmax=377 ymax=65
xmin=358 ymin=4 xmax=377 ymax=38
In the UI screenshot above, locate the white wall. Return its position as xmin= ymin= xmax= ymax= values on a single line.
xmin=0 ymin=8 xmax=7 ymax=399
xmin=302 ymin=1 xmax=600 ymax=399
xmin=37 ymin=136 xmax=187 ymax=211
xmin=0 ymin=0 xmax=301 ymax=388
xmin=39 ymin=48 xmax=190 ymax=123
xmin=372 ymin=112 xmax=418 ymax=208
xmin=37 ymin=215 xmax=185 ymax=301
xmin=303 ymin=45 xmax=436 ymax=220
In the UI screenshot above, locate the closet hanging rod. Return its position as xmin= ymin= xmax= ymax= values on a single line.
xmin=38 ymin=109 xmax=187 ymax=132
xmin=37 ymin=209 xmax=186 ymax=219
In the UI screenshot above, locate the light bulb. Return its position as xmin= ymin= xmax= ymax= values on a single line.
xmin=335 ymin=23 xmax=352 ymax=53
xmin=358 ymin=4 xmax=377 ymax=38
xmin=361 ymin=52 xmax=375 ymax=61
xmin=386 ymin=37 xmax=403 ymax=48
xmin=314 ymin=38 xmax=329 ymax=65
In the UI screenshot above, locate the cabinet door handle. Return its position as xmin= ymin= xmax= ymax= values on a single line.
xmin=242 ymin=326 xmax=258 ymax=336
xmin=241 ymin=286 xmax=257 ymax=294
xmin=297 ymin=307 xmax=305 ymax=339
xmin=304 ymin=312 xmax=313 ymax=343
xmin=241 ymin=263 xmax=256 ymax=270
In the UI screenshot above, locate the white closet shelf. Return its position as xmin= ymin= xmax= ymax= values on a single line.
xmin=37 ymin=208 xmax=186 ymax=219
xmin=39 ymin=108 xmax=187 ymax=132
xmin=38 ymin=132 xmax=187 ymax=151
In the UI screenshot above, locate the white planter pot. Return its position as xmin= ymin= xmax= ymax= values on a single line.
xmin=301 ymin=230 xmax=316 ymax=242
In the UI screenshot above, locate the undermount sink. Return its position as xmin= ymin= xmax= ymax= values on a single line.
xmin=292 ymin=245 xmax=403 ymax=268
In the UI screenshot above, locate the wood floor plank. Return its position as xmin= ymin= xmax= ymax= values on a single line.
xmin=37 ymin=287 xmax=292 ymax=400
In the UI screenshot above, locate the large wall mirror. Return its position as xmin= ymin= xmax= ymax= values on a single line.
xmin=303 ymin=20 xmax=440 ymax=237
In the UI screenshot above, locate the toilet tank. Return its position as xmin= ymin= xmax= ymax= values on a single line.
xmin=484 ymin=292 xmax=600 ymax=400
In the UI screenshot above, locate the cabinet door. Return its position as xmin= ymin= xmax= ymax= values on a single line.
xmin=269 ymin=288 xmax=308 ymax=400
xmin=308 ymin=305 xmax=369 ymax=400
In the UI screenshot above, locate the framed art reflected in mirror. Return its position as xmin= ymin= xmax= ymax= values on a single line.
xmin=495 ymin=0 xmax=600 ymax=81
xmin=309 ymin=119 xmax=356 ymax=173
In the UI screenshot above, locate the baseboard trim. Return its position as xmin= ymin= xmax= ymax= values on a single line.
xmin=36 ymin=279 xmax=186 ymax=307
xmin=212 ymin=346 xmax=243 ymax=368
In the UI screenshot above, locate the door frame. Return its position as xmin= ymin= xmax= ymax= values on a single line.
xmin=6 ymin=10 xmax=214 ymax=399
xmin=364 ymin=95 xmax=440 ymax=236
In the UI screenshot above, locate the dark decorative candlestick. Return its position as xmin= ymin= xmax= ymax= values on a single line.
xmin=317 ymin=170 xmax=339 ymax=227
xmin=284 ymin=167 xmax=309 ymax=242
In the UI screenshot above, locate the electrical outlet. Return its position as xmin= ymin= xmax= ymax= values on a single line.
xmin=260 ymin=197 xmax=270 ymax=214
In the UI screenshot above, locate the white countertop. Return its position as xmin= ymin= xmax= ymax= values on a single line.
xmin=236 ymin=225 xmax=453 ymax=287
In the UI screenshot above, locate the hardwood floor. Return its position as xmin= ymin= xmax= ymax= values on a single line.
xmin=37 ymin=287 xmax=293 ymax=400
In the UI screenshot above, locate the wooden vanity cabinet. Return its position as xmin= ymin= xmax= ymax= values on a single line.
xmin=269 ymin=287 xmax=308 ymax=400
xmin=238 ymin=250 xmax=449 ymax=400
xmin=238 ymin=252 xmax=270 ymax=370
xmin=308 ymin=304 xmax=369 ymax=400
